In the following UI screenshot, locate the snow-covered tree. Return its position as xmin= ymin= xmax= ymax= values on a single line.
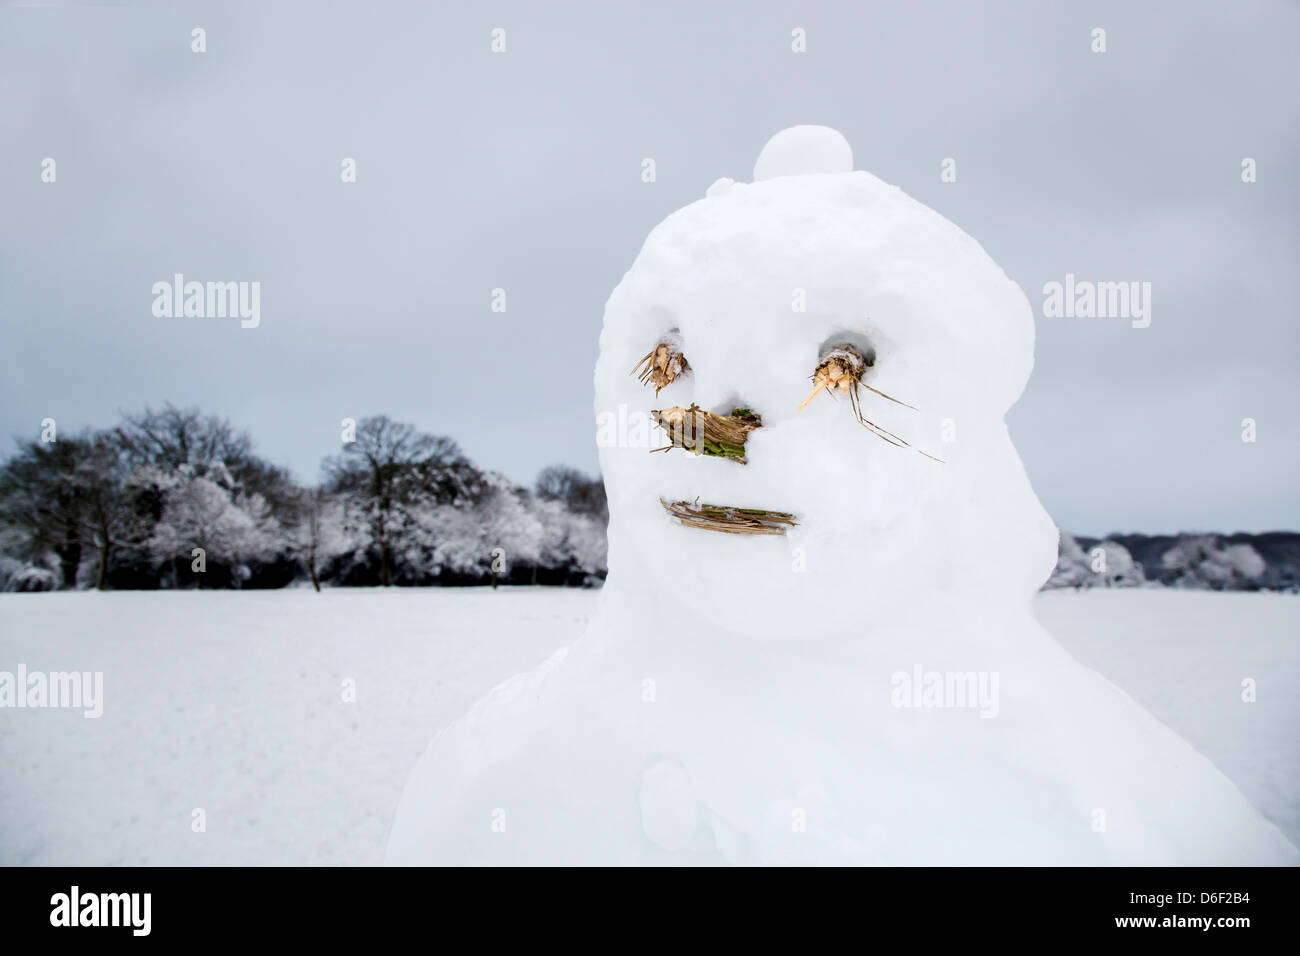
xmin=323 ymin=415 xmax=472 ymax=586
xmin=284 ymin=489 xmax=349 ymax=591
xmin=477 ymin=472 xmax=543 ymax=574
xmin=4 ymin=563 xmax=58 ymax=592
xmin=1162 ymin=535 xmax=1266 ymax=590
xmin=0 ymin=435 xmax=92 ymax=587
xmin=1044 ymin=531 xmax=1144 ymax=589
xmin=531 ymin=466 xmax=608 ymax=583
xmin=534 ymin=496 xmax=607 ymax=581
xmin=147 ymin=464 xmax=279 ymax=587
xmin=403 ymin=473 xmax=543 ymax=582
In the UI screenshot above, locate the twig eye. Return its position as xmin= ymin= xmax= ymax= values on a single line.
xmin=797 ymin=343 xmax=941 ymax=462
xmin=631 ymin=340 xmax=688 ymax=395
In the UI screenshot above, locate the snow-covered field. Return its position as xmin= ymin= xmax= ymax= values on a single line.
xmin=0 ymin=588 xmax=1294 ymax=865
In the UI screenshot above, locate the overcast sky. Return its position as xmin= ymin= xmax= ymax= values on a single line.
xmin=1 ymin=0 xmax=1296 ymax=535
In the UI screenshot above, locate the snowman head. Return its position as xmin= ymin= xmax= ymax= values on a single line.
xmin=594 ymin=127 xmax=1056 ymax=638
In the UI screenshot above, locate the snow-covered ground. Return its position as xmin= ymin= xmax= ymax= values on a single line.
xmin=1034 ymin=589 xmax=1299 ymax=847
xmin=0 ymin=588 xmax=1294 ymax=865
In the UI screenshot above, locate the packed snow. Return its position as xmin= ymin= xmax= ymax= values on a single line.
xmin=386 ymin=127 xmax=1297 ymax=864
xmin=0 ymin=588 xmax=1294 ymax=865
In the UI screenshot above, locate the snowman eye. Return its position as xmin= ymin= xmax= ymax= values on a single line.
xmin=630 ymin=339 xmax=689 ymax=395
xmin=797 ymin=343 xmax=941 ymax=461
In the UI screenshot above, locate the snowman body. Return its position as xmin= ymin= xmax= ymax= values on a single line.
xmin=387 ymin=128 xmax=1297 ymax=865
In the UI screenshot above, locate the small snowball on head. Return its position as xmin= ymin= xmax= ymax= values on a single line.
xmin=706 ymin=177 xmax=735 ymax=197
xmin=753 ymin=126 xmax=853 ymax=181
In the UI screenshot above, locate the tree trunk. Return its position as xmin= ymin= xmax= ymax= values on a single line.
xmin=96 ymin=542 xmax=109 ymax=591
xmin=377 ymin=508 xmax=391 ymax=587
xmin=58 ymin=540 xmax=81 ymax=589
xmin=309 ymin=541 xmax=321 ymax=593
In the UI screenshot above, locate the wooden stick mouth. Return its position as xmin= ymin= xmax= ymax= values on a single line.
xmin=660 ymin=498 xmax=797 ymax=535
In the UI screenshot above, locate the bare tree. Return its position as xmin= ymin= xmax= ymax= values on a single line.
xmin=536 ymin=465 xmax=608 ymax=521
xmin=78 ymin=435 xmax=130 ymax=590
xmin=323 ymin=415 xmax=469 ymax=586
xmin=117 ymin=405 xmax=253 ymax=470
xmin=117 ymin=404 xmax=299 ymax=515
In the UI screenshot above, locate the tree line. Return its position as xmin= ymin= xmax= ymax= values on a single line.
xmin=0 ymin=406 xmax=607 ymax=592
xmin=1046 ymin=530 xmax=1298 ymax=592
xmin=4 ymin=407 xmax=1293 ymax=594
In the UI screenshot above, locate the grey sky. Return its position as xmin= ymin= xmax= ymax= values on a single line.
xmin=1 ymin=0 xmax=1296 ymax=536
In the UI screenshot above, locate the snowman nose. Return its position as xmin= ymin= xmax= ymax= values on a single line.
xmin=720 ymin=403 xmax=760 ymax=423
xmin=650 ymin=404 xmax=761 ymax=464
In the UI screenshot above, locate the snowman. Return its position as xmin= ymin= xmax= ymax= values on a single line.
xmin=387 ymin=127 xmax=1297 ymax=865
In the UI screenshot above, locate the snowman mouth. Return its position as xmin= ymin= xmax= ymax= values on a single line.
xmin=649 ymin=407 xmax=795 ymax=534
xmin=660 ymin=498 xmax=797 ymax=536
